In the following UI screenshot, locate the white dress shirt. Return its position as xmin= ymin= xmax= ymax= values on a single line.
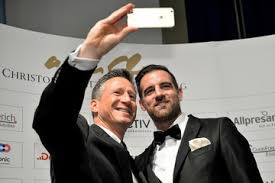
xmin=151 ymin=113 xmax=189 ymax=183
xmin=68 ymin=44 xmax=99 ymax=70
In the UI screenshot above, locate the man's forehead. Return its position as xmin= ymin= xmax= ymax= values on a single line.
xmin=141 ymin=70 xmax=173 ymax=85
xmin=103 ymin=77 xmax=135 ymax=90
xmin=105 ymin=77 xmax=130 ymax=84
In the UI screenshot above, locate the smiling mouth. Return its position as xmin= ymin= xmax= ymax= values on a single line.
xmin=155 ymin=101 xmax=168 ymax=107
xmin=117 ymin=108 xmax=132 ymax=114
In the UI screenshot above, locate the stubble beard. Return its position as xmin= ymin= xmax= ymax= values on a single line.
xmin=149 ymin=101 xmax=181 ymax=125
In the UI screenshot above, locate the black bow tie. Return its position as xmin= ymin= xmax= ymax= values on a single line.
xmin=153 ymin=124 xmax=181 ymax=145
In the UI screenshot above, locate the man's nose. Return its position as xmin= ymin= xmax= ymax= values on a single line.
xmin=155 ymin=86 xmax=165 ymax=96
xmin=121 ymin=93 xmax=131 ymax=103
xmin=155 ymin=88 xmax=165 ymax=101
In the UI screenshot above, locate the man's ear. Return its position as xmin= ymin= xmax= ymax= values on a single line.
xmin=139 ymin=99 xmax=146 ymax=111
xmin=90 ymin=99 xmax=99 ymax=113
xmin=178 ymin=86 xmax=183 ymax=101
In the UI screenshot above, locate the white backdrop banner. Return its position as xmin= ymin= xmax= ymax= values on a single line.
xmin=0 ymin=23 xmax=275 ymax=182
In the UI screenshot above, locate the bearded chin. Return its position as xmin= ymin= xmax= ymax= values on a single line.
xmin=149 ymin=103 xmax=181 ymax=124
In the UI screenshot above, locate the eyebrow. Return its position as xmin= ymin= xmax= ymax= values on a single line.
xmin=159 ymin=81 xmax=173 ymax=86
xmin=143 ymin=85 xmax=154 ymax=94
xmin=143 ymin=81 xmax=174 ymax=93
xmin=113 ymin=86 xmax=136 ymax=94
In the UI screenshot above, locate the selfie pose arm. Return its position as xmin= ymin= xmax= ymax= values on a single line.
xmin=32 ymin=4 xmax=137 ymax=182
xmin=79 ymin=3 xmax=138 ymax=60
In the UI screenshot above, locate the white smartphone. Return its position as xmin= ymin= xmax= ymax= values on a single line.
xmin=127 ymin=8 xmax=175 ymax=28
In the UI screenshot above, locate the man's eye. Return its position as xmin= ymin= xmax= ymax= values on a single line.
xmin=130 ymin=94 xmax=136 ymax=100
xmin=114 ymin=91 xmax=121 ymax=95
xmin=161 ymin=84 xmax=172 ymax=89
xmin=144 ymin=89 xmax=154 ymax=96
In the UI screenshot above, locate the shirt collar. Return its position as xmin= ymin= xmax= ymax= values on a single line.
xmin=170 ymin=112 xmax=188 ymax=136
xmin=96 ymin=124 xmax=121 ymax=144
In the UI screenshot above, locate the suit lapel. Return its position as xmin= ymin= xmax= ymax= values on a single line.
xmin=91 ymin=124 xmax=121 ymax=146
xmin=146 ymin=165 xmax=162 ymax=183
xmin=173 ymin=115 xmax=201 ymax=181
xmin=135 ymin=142 xmax=161 ymax=183
xmin=135 ymin=142 xmax=155 ymax=171
xmin=91 ymin=125 xmax=133 ymax=183
xmin=129 ymin=156 xmax=148 ymax=183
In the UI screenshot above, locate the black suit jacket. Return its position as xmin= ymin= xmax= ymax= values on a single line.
xmin=33 ymin=60 xmax=146 ymax=183
xmin=135 ymin=115 xmax=263 ymax=183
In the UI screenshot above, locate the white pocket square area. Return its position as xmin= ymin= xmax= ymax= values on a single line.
xmin=189 ymin=137 xmax=211 ymax=152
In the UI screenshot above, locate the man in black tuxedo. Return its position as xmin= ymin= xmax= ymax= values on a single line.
xmin=33 ymin=3 xmax=146 ymax=183
xmin=134 ymin=64 xmax=263 ymax=183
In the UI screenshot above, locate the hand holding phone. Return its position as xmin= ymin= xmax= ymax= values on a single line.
xmin=127 ymin=8 xmax=175 ymax=28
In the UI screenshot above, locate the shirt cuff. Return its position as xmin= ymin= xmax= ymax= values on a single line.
xmin=68 ymin=44 xmax=99 ymax=71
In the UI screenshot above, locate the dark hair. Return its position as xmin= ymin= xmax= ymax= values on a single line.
xmin=135 ymin=64 xmax=179 ymax=98
xmin=92 ymin=69 xmax=134 ymax=100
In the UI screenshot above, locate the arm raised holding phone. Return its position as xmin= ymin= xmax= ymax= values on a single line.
xmin=32 ymin=3 xmax=146 ymax=183
xmin=79 ymin=3 xmax=138 ymax=60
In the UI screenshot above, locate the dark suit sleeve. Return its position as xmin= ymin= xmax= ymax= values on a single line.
xmin=33 ymin=59 xmax=94 ymax=158
xmin=219 ymin=118 xmax=263 ymax=183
